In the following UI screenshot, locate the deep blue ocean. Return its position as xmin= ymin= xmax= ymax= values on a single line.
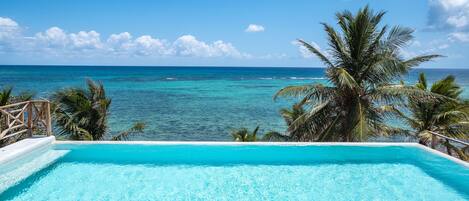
xmin=1 ymin=66 xmax=468 ymax=141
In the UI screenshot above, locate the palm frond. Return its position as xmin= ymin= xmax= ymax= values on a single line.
xmin=112 ymin=122 xmax=146 ymax=141
xmin=274 ymin=84 xmax=334 ymax=102
xmin=384 ymin=26 xmax=414 ymax=50
xmin=297 ymin=39 xmax=335 ymax=68
xmin=330 ymin=67 xmax=358 ymax=90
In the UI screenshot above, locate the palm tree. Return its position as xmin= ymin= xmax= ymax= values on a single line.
xmin=274 ymin=6 xmax=439 ymax=142
xmin=396 ymin=73 xmax=469 ymax=160
xmin=51 ymin=79 xmax=144 ymax=140
xmin=231 ymin=126 xmax=260 ymax=142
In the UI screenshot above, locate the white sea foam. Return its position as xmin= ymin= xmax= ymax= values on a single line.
xmin=165 ymin=77 xmax=177 ymax=80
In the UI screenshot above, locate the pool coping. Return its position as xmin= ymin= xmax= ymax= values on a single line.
xmin=0 ymin=136 xmax=56 ymax=165
xmin=1 ymin=137 xmax=468 ymax=168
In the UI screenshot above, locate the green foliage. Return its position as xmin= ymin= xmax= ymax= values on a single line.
xmin=51 ymin=79 xmax=111 ymax=140
xmin=51 ymin=79 xmax=144 ymax=141
xmin=270 ymin=103 xmax=316 ymax=141
xmin=231 ymin=126 xmax=291 ymax=142
xmin=112 ymin=122 xmax=146 ymax=141
xmin=396 ymin=73 xmax=469 ymax=159
xmin=262 ymin=131 xmax=290 ymax=142
xmin=274 ymin=6 xmax=440 ymax=142
xmin=0 ymin=86 xmax=34 ymax=106
xmin=231 ymin=126 xmax=260 ymax=142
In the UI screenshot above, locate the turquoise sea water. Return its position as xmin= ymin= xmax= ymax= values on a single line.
xmin=1 ymin=144 xmax=468 ymax=200
xmin=1 ymin=66 xmax=469 ymax=140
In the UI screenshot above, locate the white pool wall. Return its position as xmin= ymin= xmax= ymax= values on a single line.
xmin=1 ymin=137 xmax=468 ymax=168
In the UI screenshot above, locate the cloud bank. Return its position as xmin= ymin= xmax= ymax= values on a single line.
xmin=0 ymin=17 xmax=248 ymax=59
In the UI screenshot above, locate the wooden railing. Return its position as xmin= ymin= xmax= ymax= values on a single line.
xmin=0 ymin=100 xmax=52 ymax=141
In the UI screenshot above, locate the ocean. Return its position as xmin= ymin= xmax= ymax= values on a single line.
xmin=1 ymin=66 xmax=468 ymax=141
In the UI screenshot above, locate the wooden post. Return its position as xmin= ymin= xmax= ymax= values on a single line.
xmin=45 ymin=101 xmax=52 ymax=136
xmin=27 ymin=101 xmax=33 ymax=136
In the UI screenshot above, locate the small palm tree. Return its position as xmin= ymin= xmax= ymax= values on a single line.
xmin=231 ymin=126 xmax=260 ymax=142
xmin=396 ymin=73 xmax=469 ymax=160
xmin=51 ymin=79 xmax=144 ymax=140
xmin=51 ymin=79 xmax=111 ymax=140
xmin=274 ymin=6 xmax=439 ymax=142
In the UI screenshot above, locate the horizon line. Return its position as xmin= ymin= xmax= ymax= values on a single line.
xmin=1 ymin=64 xmax=469 ymax=69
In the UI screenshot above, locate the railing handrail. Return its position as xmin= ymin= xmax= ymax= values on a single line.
xmin=428 ymin=131 xmax=469 ymax=146
xmin=0 ymin=100 xmax=52 ymax=141
xmin=0 ymin=100 xmax=49 ymax=110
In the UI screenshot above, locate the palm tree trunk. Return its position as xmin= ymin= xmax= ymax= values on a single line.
xmin=430 ymin=135 xmax=437 ymax=149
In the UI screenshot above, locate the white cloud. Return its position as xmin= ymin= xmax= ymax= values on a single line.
xmin=428 ymin=0 xmax=469 ymax=29
xmin=0 ymin=17 xmax=250 ymax=59
xmin=447 ymin=15 xmax=468 ymax=28
xmin=134 ymin=35 xmax=172 ymax=56
xmin=0 ymin=17 xmax=20 ymax=41
xmin=428 ymin=0 xmax=469 ymax=42
xmin=107 ymin=32 xmax=133 ymax=51
xmin=0 ymin=17 xmax=18 ymax=27
xmin=259 ymin=53 xmax=287 ymax=59
xmin=69 ymin=31 xmax=102 ymax=49
xmin=245 ymin=24 xmax=265 ymax=33
xmin=35 ymin=27 xmax=68 ymax=48
xmin=449 ymin=32 xmax=469 ymax=42
xmin=174 ymin=35 xmax=244 ymax=58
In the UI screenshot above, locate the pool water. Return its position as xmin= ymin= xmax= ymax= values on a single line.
xmin=1 ymin=144 xmax=468 ymax=201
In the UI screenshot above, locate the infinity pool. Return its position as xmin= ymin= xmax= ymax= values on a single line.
xmin=1 ymin=142 xmax=468 ymax=200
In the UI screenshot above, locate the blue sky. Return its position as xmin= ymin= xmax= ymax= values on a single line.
xmin=0 ymin=0 xmax=468 ymax=68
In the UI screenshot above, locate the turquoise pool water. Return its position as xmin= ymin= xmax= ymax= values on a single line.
xmin=1 ymin=144 xmax=468 ymax=200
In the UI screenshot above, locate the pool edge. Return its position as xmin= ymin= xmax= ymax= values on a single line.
xmin=0 ymin=136 xmax=55 ymax=165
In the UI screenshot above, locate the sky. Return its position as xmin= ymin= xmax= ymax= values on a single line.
xmin=0 ymin=0 xmax=468 ymax=68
